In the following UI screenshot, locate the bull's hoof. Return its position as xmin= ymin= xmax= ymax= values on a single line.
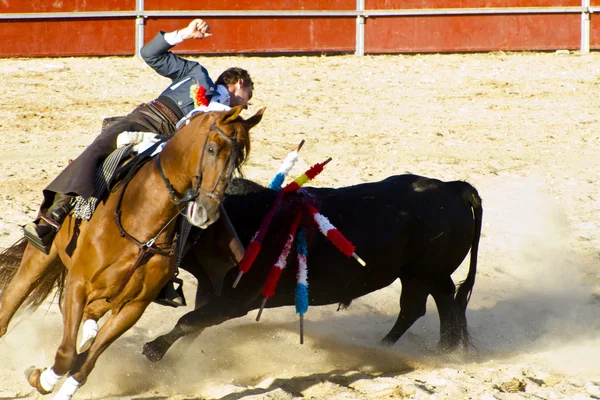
xmin=380 ymin=336 xmax=397 ymax=347
xmin=25 ymin=367 xmax=52 ymax=395
xmin=141 ymin=341 xmax=166 ymax=363
xmin=436 ymin=342 xmax=454 ymax=353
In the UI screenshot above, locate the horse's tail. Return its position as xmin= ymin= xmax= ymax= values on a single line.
xmin=451 ymin=181 xmax=483 ymax=348
xmin=0 ymin=238 xmax=28 ymax=298
xmin=0 ymin=238 xmax=67 ymax=310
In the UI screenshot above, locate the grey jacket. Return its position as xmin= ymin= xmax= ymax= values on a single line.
xmin=140 ymin=32 xmax=217 ymax=117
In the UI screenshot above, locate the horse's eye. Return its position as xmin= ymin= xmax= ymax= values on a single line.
xmin=207 ymin=145 xmax=216 ymax=154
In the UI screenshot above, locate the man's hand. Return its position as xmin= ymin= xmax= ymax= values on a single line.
xmin=179 ymin=19 xmax=212 ymax=40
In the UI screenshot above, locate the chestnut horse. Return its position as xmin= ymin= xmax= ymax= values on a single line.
xmin=0 ymin=106 xmax=263 ymax=399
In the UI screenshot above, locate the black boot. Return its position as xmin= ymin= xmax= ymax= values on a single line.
xmin=23 ymin=193 xmax=74 ymax=255
xmin=154 ymin=277 xmax=186 ymax=308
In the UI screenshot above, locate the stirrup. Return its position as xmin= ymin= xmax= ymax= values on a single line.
xmin=23 ymin=223 xmax=55 ymax=255
xmin=154 ymin=277 xmax=186 ymax=308
xmin=40 ymin=214 xmax=61 ymax=230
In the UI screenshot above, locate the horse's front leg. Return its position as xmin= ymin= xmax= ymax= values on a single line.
xmin=0 ymin=244 xmax=61 ymax=338
xmin=26 ymin=276 xmax=86 ymax=396
xmin=77 ymin=300 xmax=112 ymax=353
xmin=57 ymin=299 xmax=152 ymax=399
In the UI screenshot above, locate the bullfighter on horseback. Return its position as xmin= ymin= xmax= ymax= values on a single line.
xmin=23 ymin=19 xmax=253 ymax=306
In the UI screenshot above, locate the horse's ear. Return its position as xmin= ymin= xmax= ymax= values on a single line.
xmin=220 ymin=106 xmax=244 ymax=124
xmin=242 ymin=107 xmax=266 ymax=131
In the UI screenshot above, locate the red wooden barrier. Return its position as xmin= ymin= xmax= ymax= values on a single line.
xmin=0 ymin=0 xmax=597 ymax=57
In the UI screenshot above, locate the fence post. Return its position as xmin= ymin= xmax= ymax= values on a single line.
xmin=135 ymin=0 xmax=145 ymax=58
xmin=355 ymin=0 xmax=365 ymax=56
xmin=581 ymin=0 xmax=590 ymax=53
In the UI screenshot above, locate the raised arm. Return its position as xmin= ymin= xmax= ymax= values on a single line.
xmin=140 ymin=19 xmax=212 ymax=82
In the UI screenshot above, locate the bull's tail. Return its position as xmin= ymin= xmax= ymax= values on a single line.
xmin=453 ymin=181 xmax=482 ymax=313
xmin=451 ymin=181 xmax=482 ymax=349
xmin=0 ymin=238 xmax=66 ymax=310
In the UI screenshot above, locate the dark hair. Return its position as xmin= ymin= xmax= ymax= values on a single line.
xmin=215 ymin=67 xmax=253 ymax=89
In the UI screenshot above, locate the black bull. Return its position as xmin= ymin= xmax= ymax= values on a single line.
xmin=141 ymin=174 xmax=482 ymax=362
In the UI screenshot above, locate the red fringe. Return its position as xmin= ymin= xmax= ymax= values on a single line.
xmin=326 ymin=229 xmax=355 ymax=256
xmin=305 ymin=161 xmax=326 ymax=179
xmin=263 ymin=267 xmax=283 ymax=298
xmin=195 ymin=85 xmax=208 ymax=107
xmin=239 ymin=241 xmax=261 ymax=273
xmin=282 ymin=182 xmax=300 ymax=193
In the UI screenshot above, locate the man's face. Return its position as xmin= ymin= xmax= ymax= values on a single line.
xmin=228 ymin=79 xmax=253 ymax=109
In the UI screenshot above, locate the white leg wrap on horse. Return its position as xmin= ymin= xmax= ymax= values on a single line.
xmin=52 ymin=376 xmax=81 ymax=400
xmin=79 ymin=319 xmax=98 ymax=351
xmin=40 ymin=367 xmax=63 ymax=392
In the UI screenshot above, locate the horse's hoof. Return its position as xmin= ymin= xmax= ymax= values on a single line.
xmin=141 ymin=342 xmax=164 ymax=363
xmin=24 ymin=367 xmax=52 ymax=395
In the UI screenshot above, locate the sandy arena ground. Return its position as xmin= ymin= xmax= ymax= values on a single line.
xmin=0 ymin=51 xmax=599 ymax=399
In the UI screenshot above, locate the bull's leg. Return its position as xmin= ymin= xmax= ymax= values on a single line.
xmin=381 ymin=278 xmax=430 ymax=346
xmin=0 ymin=245 xmax=59 ymax=338
xmin=57 ymin=300 xmax=152 ymax=399
xmin=142 ymin=300 xmax=246 ymax=362
xmin=25 ymin=277 xmax=87 ymax=396
xmin=430 ymin=276 xmax=462 ymax=352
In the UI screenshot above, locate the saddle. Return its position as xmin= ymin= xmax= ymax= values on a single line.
xmin=71 ymin=138 xmax=166 ymax=221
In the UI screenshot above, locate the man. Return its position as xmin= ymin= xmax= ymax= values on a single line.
xmin=23 ymin=19 xmax=253 ymax=305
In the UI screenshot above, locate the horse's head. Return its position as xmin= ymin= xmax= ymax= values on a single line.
xmin=172 ymin=106 xmax=264 ymax=228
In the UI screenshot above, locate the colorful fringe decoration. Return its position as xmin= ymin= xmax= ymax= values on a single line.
xmin=256 ymin=210 xmax=303 ymax=321
xmin=230 ymin=141 xmax=366 ymax=344
xmin=233 ymin=157 xmax=332 ymax=287
xmin=295 ymin=227 xmax=309 ymax=315
xmin=304 ymin=203 xmax=366 ymax=266
xmin=269 ymin=140 xmax=304 ymax=191
xmin=190 ymin=84 xmax=209 ymax=108
xmin=295 ymin=227 xmax=309 ymax=344
xmin=304 ymin=204 xmax=355 ymax=256
xmin=282 ymin=158 xmax=332 ymax=193
xmin=236 ymin=192 xmax=284 ymax=274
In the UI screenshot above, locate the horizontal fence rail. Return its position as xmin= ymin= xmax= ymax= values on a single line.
xmin=0 ymin=7 xmax=591 ymax=19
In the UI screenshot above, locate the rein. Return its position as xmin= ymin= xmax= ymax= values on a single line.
xmin=108 ymin=122 xmax=241 ymax=303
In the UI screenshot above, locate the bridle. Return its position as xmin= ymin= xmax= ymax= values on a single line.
xmin=155 ymin=123 xmax=242 ymax=205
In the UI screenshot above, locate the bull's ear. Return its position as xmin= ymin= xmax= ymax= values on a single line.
xmin=242 ymin=107 xmax=265 ymax=131
xmin=220 ymin=106 xmax=244 ymax=124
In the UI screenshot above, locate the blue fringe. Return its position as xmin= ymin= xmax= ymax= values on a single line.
xmin=296 ymin=283 xmax=309 ymax=315
xmin=269 ymin=173 xmax=285 ymax=191
xmin=296 ymin=228 xmax=307 ymax=255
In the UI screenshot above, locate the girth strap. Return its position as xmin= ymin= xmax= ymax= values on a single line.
xmin=107 ymin=244 xmax=157 ymax=304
